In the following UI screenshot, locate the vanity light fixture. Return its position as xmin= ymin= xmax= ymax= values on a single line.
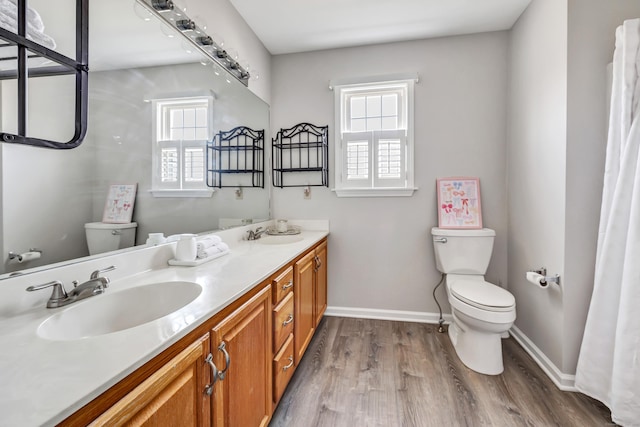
xmin=137 ymin=0 xmax=251 ymax=86
xmin=176 ymin=19 xmax=196 ymax=31
xmin=197 ymin=36 xmax=213 ymax=45
xmin=151 ymin=0 xmax=173 ymax=12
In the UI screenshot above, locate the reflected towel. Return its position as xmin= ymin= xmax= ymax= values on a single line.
xmin=0 ymin=0 xmax=56 ymax=49
xmin=196 ymin=236 xmax=222 ymax=252
xmin=197 ymin=242 xmax=229 ymax=259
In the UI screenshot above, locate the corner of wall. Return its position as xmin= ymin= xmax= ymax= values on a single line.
xmin=506 ymin=0 xmax=569 ymax=374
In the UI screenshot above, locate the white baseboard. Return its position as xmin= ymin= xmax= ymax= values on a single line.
xmin=324 ymin=306 xmax=453 ymax=325
xmin=509 ymin=325 xmax=576 ymax=391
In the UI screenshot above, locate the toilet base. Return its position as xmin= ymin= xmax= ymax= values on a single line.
xmin=448 ymin=313 xmax=507 ymax=375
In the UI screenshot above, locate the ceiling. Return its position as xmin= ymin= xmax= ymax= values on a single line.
xmin=229 ymin=0 xmax=531 ymax=55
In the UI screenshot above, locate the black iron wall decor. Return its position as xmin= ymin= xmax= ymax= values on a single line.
xmin=272 ymin=122 xmax=329 ymax=188
xmin=206 ymin=126 xmax=265 ymax=188
xmin=0 ymin=0 xmax=89 ymax=149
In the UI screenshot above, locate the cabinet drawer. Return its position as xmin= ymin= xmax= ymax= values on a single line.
xmin=273 ymin=333 xmax=295 ymax=404
xmin=273 ymin=292 xmax=294 ymax=352
xmin=272 ymin=266 xmax=294 ymax=305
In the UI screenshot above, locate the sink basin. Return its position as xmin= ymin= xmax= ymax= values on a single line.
xmin=257 ymin=235 xmax=304 ymax=245
xmin=37 ymin=281 xmax=202 ymax=341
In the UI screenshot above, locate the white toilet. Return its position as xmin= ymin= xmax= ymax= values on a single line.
xmin=84 ymin=222 xmax=138 ymax=255
xmin=431 ymin=227 xmax=516 ymax=375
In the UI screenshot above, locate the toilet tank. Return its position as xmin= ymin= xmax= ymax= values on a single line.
xmin=85 ymin=222 xmax=137 ymax=255
xmin=431 ymin=227 xmax=495 ymax=274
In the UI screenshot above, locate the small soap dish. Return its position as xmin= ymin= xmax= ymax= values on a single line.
xmin=266 ymin=225 xmax=301 ymax=236
xmin=168 ymin=250 xmax=230 ymax=266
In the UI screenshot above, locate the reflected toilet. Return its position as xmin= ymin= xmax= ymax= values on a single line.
xmin=84 ymin=222 xmax=138 ymax=255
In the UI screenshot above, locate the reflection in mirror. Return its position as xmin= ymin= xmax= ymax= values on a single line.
xmin=0 ymin=0 xmax=270 ymax=277
xmin=0 ymin=0 xmax=86 ymax=146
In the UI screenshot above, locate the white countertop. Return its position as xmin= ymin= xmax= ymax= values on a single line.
xmin=0 ymin=225 xmax=328 ymax=427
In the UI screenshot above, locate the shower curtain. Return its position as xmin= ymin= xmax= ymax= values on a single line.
xmin=575 ymin=18 xmax=640 ymax=427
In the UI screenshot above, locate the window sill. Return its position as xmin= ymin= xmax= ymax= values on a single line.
xmin=332 ymin=187 xmax=417 ymax=198
xmin=149 ymin=189 xmax=215 ymax=198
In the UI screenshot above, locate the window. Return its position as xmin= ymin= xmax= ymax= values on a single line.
xmin=151 ymin=96 xmax=214 ymax=197
xmin=333 ymin=76 xmax=416 ymax=197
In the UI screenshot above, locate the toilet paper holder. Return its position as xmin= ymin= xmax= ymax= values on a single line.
xmin=8 ymin=248 xmax=42 ymax=262
xmin=528 ymin=267 xmax=560 ymax=285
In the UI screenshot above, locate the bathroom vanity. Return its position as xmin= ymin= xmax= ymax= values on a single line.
xmin=0 ymin=222 xmax=328 ymax=426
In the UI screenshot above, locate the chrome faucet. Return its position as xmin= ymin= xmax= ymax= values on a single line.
xmin=26 ymin=265 xmax=116 ymax=308
xmin=247 ymin=227 xmax=267 ymax=241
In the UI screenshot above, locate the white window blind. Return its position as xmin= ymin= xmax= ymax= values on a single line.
xmin=151 ymin=96 xmax=214 ymax=196
xmin=333 ymin=76 xmax=416 ymax=197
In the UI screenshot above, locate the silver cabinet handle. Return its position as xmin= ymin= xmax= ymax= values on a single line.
xmin=282 ymin=314 xmax=294 ymax=327
xmin=434 ymin=237 xmax=448 ymax=243
xmin=283 ymin=356 xmax=294 ymax=371
xmin=204 ymin=353 xmax=218 ymax=396
xmin=217 ymin=341 xmax=231 ymax=381
xmin=281 ymin=280 xmax=293 ymax=291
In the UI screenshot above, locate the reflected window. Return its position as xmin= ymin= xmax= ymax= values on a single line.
xmin=151 ymin=96 xmax=213 ymax=195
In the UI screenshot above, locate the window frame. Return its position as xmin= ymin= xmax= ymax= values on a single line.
xmin=150 ymin=96 xmax=214 ymax=198
xmin=332 ymin=75 xmax=417 ymax=197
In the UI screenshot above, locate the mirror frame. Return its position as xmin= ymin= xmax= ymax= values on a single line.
xmin=0 ymin=0 xmax=88 ymax=149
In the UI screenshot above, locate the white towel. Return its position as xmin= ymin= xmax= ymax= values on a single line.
xmin=0 ymin=0 xmax=56 ymax=49
xmin=197 ymin=242 xmax=229 ymax=259
xmin=196 ymin=236 xmax=222 ymax=252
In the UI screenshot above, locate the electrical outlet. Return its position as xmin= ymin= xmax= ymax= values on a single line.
xmin=235 ymin=187 xmax=243 ymax=200
xmin=303 ymin=186 xmax=311 ymax=199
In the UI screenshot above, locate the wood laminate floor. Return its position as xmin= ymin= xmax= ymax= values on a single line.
xmin=270 ymin=317 xmax=614 ymax=427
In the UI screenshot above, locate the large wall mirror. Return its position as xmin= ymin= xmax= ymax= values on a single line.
xmin=0 ymin=0 xmax=270 ymax=277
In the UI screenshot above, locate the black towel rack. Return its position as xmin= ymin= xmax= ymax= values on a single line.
xmin=206 ymin=126 xmax=265 ymax=188
xmin=272 ymin=122 xmax=329 ymax=188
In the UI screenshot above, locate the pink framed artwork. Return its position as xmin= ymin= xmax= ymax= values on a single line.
xmin=102 ymin=184 xmax=137 ymax=224
xmin=436 ymin=177 xmax=482 ymax=229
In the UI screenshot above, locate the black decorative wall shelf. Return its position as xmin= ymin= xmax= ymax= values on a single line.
xmin=206 ymin=126 xmax=264 ymax=188
xmin=272 ymin=123 xmax=329 ymax=188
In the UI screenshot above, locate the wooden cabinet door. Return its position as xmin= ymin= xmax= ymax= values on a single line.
xmin=89 ymin=334 xmax=211 ymax=427
xmin=211 ymin=285 xmax=272 ymax=427
xmin=294 ymin=251 xmax=315 ymax=365
xmin=314 ymin=240 xmax=327 ymax=326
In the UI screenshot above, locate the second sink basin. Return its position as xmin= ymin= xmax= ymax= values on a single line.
xmin=37 ymin=281 xmax=202 ymax=341
xmin=257 ymin=235 xmax=304 ymax=245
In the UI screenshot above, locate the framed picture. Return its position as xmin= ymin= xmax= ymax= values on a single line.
xmin=436 ymin=177 xmax=482 ymax=229
xmin=102 ymin=184 xmax=137 ymax=224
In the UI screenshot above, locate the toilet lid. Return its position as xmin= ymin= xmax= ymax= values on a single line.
xmin=450 ymin=279 xmax=515 ymax=312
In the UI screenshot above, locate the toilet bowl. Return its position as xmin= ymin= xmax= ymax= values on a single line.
xmin=446 ymin=274 xmax=515 ymax=375
xmin=85 ymin=222 xmax=137 ymax=255
xmin=431 ymin=227 xmax=516 ymax=375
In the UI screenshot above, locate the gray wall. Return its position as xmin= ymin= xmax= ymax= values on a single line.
xmin=0 ymin=77 xmax=93 ymax=272
xmin=271 ymin=32 xmax=509 ymax=315
xmin=507 ymin=0 xmax=568 ymax=373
